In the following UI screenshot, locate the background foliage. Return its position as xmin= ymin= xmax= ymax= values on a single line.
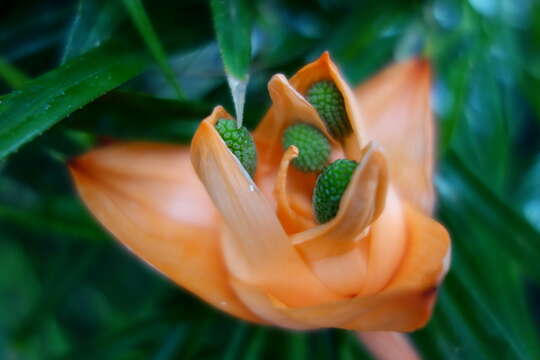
xmin=1 ymin=0 xmax=540 ymax=359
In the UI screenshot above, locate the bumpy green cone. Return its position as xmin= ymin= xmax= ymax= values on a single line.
xmin=215 ymin=119 xmax=257 ymax=177
xmin=313 ymin=159 xmax=358 ymax=223
xmin=307 ymin=80 xmax=351 ymax=138
xmin=282 ymin=123 xmax=331 ymax=172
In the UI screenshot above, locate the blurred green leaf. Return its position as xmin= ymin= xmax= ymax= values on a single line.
xmin=122 ymin=0 xmax=185 ymax=99
xmin=0 ymin=57 xmax=29 ymax=89
xmin=62 ymin=0 xmax=125 ymax=62
xmin=439 ymin=151 xmax=540 ymax=279
xmin=0 ymin=40 xmax=149 ymax=160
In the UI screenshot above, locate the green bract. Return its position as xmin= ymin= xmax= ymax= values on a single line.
xmin=307 ymin=80 xmax=351 ymax=138
xmin=215 ymin=118 xmax=257 ymax=177
xmin=282 ymin=123 xmax=331 ymax=172
xmin=313 ymin=159 xmax=358 ymax=223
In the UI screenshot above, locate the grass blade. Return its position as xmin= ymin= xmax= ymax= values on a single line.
xmin=0 ymin=40 xmax=149 ymax=159
xmin=122 ymin=0 xmax=185 ymax=99
xmin=211 ymin=0 xmax=252 ymax=126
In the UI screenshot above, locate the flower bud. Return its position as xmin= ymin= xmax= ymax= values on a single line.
xmin=282 ymin=123 xmax=330 ymax=172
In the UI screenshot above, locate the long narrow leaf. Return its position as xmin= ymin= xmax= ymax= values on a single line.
xmin=0 ymin=40 xmax=150 ymax=159
xmin=122 ymin=0 xmax=185 ymax=99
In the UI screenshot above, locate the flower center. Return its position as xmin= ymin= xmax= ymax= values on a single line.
xmin=282 ymin=123 xmax=330 ymax=172
xmin=313 ymin=159 xmax=358 ymax=223
xmin=307 ymin=80 xmax=351 ymax=138
xmin=215 ymin=118 xmax=257 ymax=177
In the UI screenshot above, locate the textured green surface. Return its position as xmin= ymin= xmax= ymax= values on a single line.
xmin=313 ymin=159 xmax=358 ymax=223
xmin=307 ymin=80 xmax=351 ymax=138
xmin=282 ymin=123 xmax=330 ymax=172
xmin=215 ymin=118 xmax=257 ymax=176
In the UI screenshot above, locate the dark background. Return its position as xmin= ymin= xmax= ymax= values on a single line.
xmin=1 ymin=0 xmax=540 ymax=359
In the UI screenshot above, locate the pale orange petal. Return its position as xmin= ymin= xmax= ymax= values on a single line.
xmin=356 ymin=58 xmax=435 ymax=214
xmin=253 ymin=74 xmax=338 ymax=206
xmin=225 ymin=201 xmax=450 ymax=331
xmin=359 ymin=186 xmax=407 ymax=296
xmin=274 ymin=145 xmax=315 ymax=233
xmin=292 ymin=144 xmax=388 ymax=261
xmin=290 ymin=51 xmax=364 ymax=160
xmin=191 ymin=106 xmax=344 ymax=307
xmin=68 ymin=142 xmax=260 ymax=322
xmin=356 ymin=332 xmax=420 ymax=360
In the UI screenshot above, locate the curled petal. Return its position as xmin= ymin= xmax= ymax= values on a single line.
xmin=227 ymin=201 xmax=450 ymax=331
xmin=68 ymin=142 xmax=259 ymax=322
xmin=191 ymin=106 xmax=343 ymax=307
xmin=356 ymin=58 xmax=435 ymax=214
xmin=289 ymin=145 xmax=388 ymax=295
xmin=274 ymin=145 xmax=315 ymax=233
xmin=292 ymin=144 xmax=388 ymax=260
xmin=290 ymin=51 xmax=364 ymax=160
xmin=253 ymin=74 xmax=338 ymax=203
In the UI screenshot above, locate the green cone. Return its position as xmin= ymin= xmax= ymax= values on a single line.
xmin=215 ymin=118 xmax=257 ymax=177
xmin=282 ymin=123 xmax=331 ymax=172
xmin=313 ymin=159 xmax=358 ymax=223
xmin=307 ymin=80 xmax=351 ymax=138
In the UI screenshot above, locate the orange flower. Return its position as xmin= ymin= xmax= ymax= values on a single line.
xmin=69 ymin=53 xmax=450 ymax=332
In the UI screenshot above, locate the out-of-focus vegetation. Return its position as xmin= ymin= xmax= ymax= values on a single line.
xmin=1 ymin=0 xmax=540 ymax=359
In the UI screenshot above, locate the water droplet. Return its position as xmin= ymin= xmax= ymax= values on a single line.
xmin=226 ymin=74 xmax=249 ymax=128
xmin=249 ymin=184 xmax=255 ymax=192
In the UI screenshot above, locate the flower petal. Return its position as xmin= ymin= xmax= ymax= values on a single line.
xmin=286 ymin=144 xmax=388 ymax=296
xmin=359 ymin=186 xmax=407 ymax=296
xmin=226 ymin=200 xmax=450 ymax=331
xmin=253 ymin=74 xmax=338 ymax=204
xmin=356 ymin=332 xmax=420 ymax=360
xmin=290 ymin=51 xmax=364 ymax=160
xmin=355 ymin=58 xmax=435 ymax=214
xmin=274 ymin=145 xmax=315 ymax=233
xmin=191 ymin=106 xmax=343 ymax=307
xmin=292 ymin=144 xmax=388 ymax=261
xmin=69 ymin=142 xmax=260 ymax=322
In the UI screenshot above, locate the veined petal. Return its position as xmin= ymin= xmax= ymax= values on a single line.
xmin=356 ymin=58 xmax=435 ymax=214
xmin=68 ymin=142 xmax=259 ymax=322
xmin=191 ymin=106 xmax=343 ymax=307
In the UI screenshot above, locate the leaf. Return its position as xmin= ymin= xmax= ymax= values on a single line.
xmin=122 ymin=0 xmax=185 ymax=99
xmin=0 ymin=40 xmax=150 ymax=160
xmin=438 ymin=151 xmax=540 ymax=279
xmin=0 ymin=57 xmax=29 ymax=89
xmin=62 ymin=0 xmax=125 ymax=62
xmin=223 ymin=323 xmax=249 ymax=360
xmin=210 ymin=0 xmax=252 ymax=81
